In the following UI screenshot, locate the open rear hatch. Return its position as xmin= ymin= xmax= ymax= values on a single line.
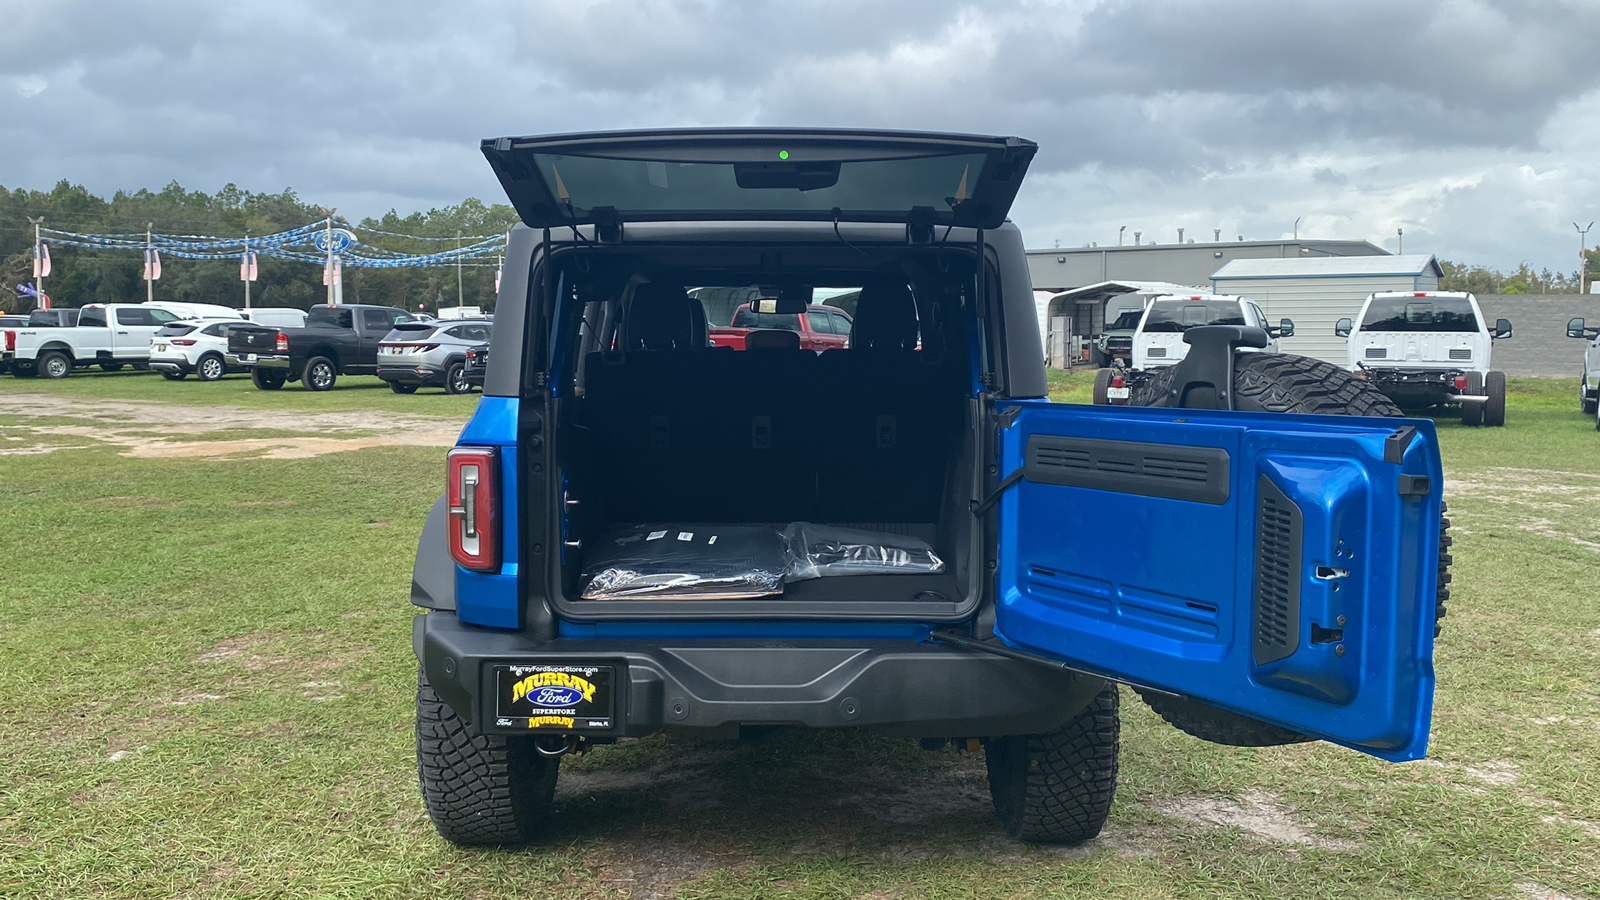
xmin=482 ymin=128 xmax=1037 ymax=231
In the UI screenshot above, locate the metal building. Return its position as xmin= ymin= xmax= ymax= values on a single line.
xmin=1027 ymin=239 xmax=1390 ymax=294
xmin=1211 ymin=255 xmax=1443 ymax=366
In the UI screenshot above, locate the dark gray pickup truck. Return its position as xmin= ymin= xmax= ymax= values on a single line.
xmin=227 ymin=303 xmax=414 ymax=391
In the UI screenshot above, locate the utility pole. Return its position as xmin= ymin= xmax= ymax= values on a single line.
xmin=26 ymin=216 xmax=44 ymax=310
xmin=145 ymin=223 xmax=155 ymax=304
xmin=456 ymin=229 xmax=464 ymax=313
xmin=324 ymin=208 xmax=337 ymax=306
xmin=1576 ymin=222 xmax=1594 ymax=294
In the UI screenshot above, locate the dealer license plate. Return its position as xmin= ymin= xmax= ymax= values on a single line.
xmin=493 ymin=663 xmax=615 ymax=730
xmin=1107 ymin=387 xmax=1130 ymax=400
xmin=155 ymin=343 xmax=167 ymax=352
xmin=245 ymin=353 xmax=256 ymax=362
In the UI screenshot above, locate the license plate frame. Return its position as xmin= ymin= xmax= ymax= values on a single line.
xmin=492 ymin=663 xmax=617 ymax=731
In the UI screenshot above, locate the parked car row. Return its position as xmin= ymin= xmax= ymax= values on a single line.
xmin=1 ymin=301 xmax=494 ymax=398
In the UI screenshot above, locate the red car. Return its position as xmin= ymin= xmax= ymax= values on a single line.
xmin=709 ymin=302 xmax=852 ymax=351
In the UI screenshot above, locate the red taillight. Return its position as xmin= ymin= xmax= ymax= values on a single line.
xmin=275 ymin=332 xmax=290 ymax=352
xmin=4 ymin=331 xmax=13 ymax=352
xmin=1111 ymin=373 xmax=1125 ymax=388
xmin=448 ymin=447 xmax=499 ymax=572
xmin=172 ymin=338 xmax=197 ymax=346
xmin=1189 ymin=296 xmax=1203 ymax=301
xmin=1414 ymin=292 xmax=1427 ymax=297
xmin=1454 ymin=376 xmax=1468 ymax=391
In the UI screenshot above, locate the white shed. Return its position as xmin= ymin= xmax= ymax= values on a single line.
xmin=1211 ymin=255 xmax=1443 ymax=366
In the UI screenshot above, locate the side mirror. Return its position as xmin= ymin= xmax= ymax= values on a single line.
xmin=1335 ymin=318 xmax=1352 ymax=338
xmin=1492 ymin=318 xmax=1513 ymax=339
xmin=1276 ymin=318 xmax=1295 ymax=338
xmin=1569 ymin=317 xmax=1588 ymax=339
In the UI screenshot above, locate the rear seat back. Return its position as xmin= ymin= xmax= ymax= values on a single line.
xmin=581 ymin=283 xmax=961 ymax=524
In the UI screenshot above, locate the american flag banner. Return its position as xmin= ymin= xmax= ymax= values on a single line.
xmin=323 ymin=256 xmax=341 ymax=286
xmin=33 ymin=243 xmax=50 ymax=278
xmin=143 ymin=248 xmax=162 ymax=281
xmin=240 ymin=251 xmax=258 ymax=282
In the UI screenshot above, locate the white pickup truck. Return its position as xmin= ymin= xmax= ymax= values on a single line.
xmin=3 ymin=303 xmax=188 ymax=378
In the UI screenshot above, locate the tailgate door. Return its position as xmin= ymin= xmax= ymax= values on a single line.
xmin=482 ymin=128 xmax=1036 ymax=230
xmin=992 ymin=400 xmax=1441 ymax=762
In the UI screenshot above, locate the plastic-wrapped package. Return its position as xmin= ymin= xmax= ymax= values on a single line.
xmin=581 ymin=525 xmax=787 ymax=600
xmin=782 ymin=522 xmax=945 ymax=582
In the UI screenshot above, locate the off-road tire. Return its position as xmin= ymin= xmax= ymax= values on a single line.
xmin=302 ymin=356 xmax=337 ymax=392
xmin=196 ymin=353 xmax=226 ymax=382
xmin=38 ymin=351 xmax=71 ymax=380
xmin=986 ymin=683 xmax=1119 ymax=844
xmin=1462 ymin=371 xmax=1484 ymax=427
xmin=444 ymin=361 xmax=470 ymax=395
xmin=390 ymin=381 xmax=419 ymax=394
xmin=1130 ymin=353 xmax=1448 ymax=746
xmin=250 ymin=367 xmax=286 ymax=391
xmin=162 ymin=371 xmax=187 ymax=381
xmin=1092 ymin=368 xmax=1113 ymax=405
xmin=1483 ymin=371 xmax=1506 ymax=427
xmin=99 ymin=362 xmax=124 ymax=372
xmin=416 ymin=667 xmax=558 ymax=846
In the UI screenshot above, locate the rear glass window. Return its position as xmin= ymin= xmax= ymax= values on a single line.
xmin=527 ymin=152 xmax=990 ymax=221
xmin=1109 ymin=310 xmax=1144 ymax=330
xmin=1360 ymin=296 xmax=1480 ymax=332
xmin=156 ymin=324 xmax=198 ymax=337
xmin=1142 ymin=300 xmax=1247 ymax=332
xmin=309 ymin=307 xmax=353 ymax=328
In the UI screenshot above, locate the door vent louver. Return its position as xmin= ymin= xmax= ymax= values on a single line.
xmin=1448 ymin=348 xmax=1471 ymax=360
xmin=1365 ymin=347 xmax=1388 ymax=359
xmin=1025 ymin=436 xmax=1230 ymax=504
xmin=1147 ymin=347 xmax=1167 ymax=358
xmin=1253 ymin=476 xmax=1303 ymax=666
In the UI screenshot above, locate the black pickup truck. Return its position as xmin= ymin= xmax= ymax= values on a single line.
xmin=227 ymin=303 xmax=415 ymax=391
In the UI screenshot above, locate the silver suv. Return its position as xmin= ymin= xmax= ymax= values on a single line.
xmin=376 ymin=319 xmax=493 ymax=394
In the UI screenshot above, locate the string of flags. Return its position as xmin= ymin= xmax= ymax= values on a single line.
xmin=34 ymin=219 xmax=509 ymax=271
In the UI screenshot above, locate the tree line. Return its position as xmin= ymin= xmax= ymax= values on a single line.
xmin=0 ymin=180 xmax=516 ymax=315
xmin=1438 ymin=258 xmax=1597 ymax=295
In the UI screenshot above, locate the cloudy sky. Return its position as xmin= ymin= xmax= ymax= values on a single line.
xmin=3 ymin=0 xmax=1599 ymax=272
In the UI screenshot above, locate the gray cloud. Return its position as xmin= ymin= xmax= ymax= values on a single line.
xmin=0 ymin=0 xmax=1597 ymax=271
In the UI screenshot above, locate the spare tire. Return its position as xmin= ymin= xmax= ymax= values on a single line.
xmin=1129 ymin=353 xmax=1447 ymax=747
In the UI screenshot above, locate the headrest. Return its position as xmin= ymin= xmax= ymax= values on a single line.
xmin=625 ymin=282 xmax=700 ymax=350
xmin=850 ymin=279 xmax=919 ymax=351
xmin=745 ymin=329 xmax=802 ymax=351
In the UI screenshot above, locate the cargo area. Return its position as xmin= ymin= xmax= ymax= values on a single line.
xmin=545 ymin=248 xmax=986 ymax=611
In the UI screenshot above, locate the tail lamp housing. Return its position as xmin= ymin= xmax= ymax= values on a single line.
xmin=1453 ymin=375 xmax=1468 ymax=391
xmin=448 ymin=447 xmax=499 ymax=571
xmin=172 ymin=339 xmax=197 ymax=346
xmin=275 ymin=332 xmax=290 ymax=352
xmin=4 ymin=331 xmax=13 ymax=352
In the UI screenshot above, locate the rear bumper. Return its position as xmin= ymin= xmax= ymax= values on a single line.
xmin=228 ymin=352 xmax=290 ymax=369
xmin=378 ymin=364 xmax=447 ymax=386
xmin=414 ymin=611 xmax=1102 ymax=739
xmin=149 ymin=355 xmax=193 ymax=374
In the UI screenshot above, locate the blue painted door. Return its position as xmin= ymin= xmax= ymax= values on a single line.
xmin=994 ymin=400 xmax=1442 ymax=762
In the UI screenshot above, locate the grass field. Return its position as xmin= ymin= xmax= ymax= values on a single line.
xmin=1 ymin=371 xmax=1597 ymax=899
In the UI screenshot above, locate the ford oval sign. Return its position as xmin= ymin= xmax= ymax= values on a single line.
xmin=531 ymin=686 xmax=585 ymax=707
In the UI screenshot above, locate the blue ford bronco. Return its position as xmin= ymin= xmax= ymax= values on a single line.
xmin=411 ymin=129 xmax=1448 ymax=845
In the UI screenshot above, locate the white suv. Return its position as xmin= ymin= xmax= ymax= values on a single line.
xmin=1567 ymin=316 xmax=1600 ymax=429
xmin=1336 ymin=291 xmax=1512 ymax=427
xmin=149 ymin=319 xmax=251 ymax=382
xmin=1094 ymin=294 xmax=1291 ymax=404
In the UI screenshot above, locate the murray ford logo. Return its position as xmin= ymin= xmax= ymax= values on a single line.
xmin=510 ymin=671 xmax=597 ymax=708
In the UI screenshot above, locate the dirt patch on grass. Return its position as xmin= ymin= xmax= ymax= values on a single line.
xmin=0 ymin=394 xmax=463 ymax=459
xmin=1149 ymin=790 xmax=1359 ymax=851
